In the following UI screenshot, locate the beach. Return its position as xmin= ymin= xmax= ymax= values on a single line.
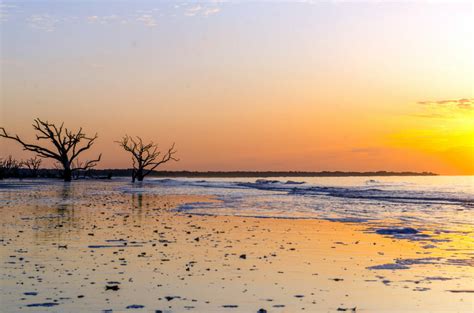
xmin=0 ymin=178 xmax=472 ymax=312
xmin=2 ymin=1 xmax=473 ymax=311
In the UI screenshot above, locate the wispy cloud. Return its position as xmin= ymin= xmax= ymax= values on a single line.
xmin=204 ymin=7 xmax=221 ymax=16
xmin=183 ymin=4 xmax=221 ymax=17
xmin=410 ymin=113 xmax=447 ymax=119
xmin=27 ymin=14 xmax=59 ymax=32
xmin=411 ymin=98 xmax=474 ymax=119
xmin=86 ymin=12 xmax=158 ymax=27
xmin=26 ymin=11 xmax=159 ymax=31
xmin=0 ymin=3 xmax=16 ymax=22
xmin=86 ymin=15 xmax=122 ymax=25
xmin=136 ymin=14 xmax=157 ymax=27
xmin=85 ymin=12 xmax=158 ymax=27
xmin=417 ymin=98 xmax=473 ymax=110
xmin=7 ymin=2 xmax=223 ymax=31
xmin=184 ymin=5 xmax=203 ymax=17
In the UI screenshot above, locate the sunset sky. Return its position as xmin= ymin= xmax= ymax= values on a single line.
xmin=1 ymin=1 xmax=473 ymax=174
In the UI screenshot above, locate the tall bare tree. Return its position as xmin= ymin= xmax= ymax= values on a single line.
xmin=24 ymin=156 xmax=42 ymax=177
xmin=116 ymin=135 xmax=178 ymax=182
xmin=0 ymin=118 xmax=101 ymax=181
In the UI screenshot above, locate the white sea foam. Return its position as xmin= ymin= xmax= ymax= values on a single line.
xmin=129 ymin=176 xmax=473 ymax=246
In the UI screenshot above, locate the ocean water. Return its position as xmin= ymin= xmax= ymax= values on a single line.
xmin=120 ymin=176 xmax=473 ymax=230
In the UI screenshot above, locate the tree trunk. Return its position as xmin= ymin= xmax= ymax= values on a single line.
xmin=135 ymin=168 xmax=144 ymax=182
xmin=63 ymin=166 xmax=72 ymax=182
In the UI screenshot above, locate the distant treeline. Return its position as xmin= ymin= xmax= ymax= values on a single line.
xmin=135 ymin=170 xmax=438 ymax=177
xmin=1 ymin=168 xmax=438 ymax=180
xmin=79 ymin=169 xmax=438 ymax=178
xmin=0 ymin=168 xmax=113 ymax=180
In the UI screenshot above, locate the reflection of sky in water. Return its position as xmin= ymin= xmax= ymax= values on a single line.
xmin=118 ymin=176 xmax=473 ymax=231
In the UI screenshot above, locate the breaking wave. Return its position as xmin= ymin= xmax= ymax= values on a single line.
xmin=148 ymin=178 xmax=473 ymax=207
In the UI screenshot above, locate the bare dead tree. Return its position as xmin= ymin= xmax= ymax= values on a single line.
xmin=0 ymin=155 xmax=23 ymax=179
xmin=0 ymin=118 xmax=101 ymax=182
xmin=24 ymin=156 xmax=42 ymax=177
xmin=116 ymin=135 xmax=178 ymax=182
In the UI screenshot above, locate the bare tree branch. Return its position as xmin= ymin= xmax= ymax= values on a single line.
xmin=24 ymin=156 xmax=42 ymax=170
xmin=143 ymin=143 xmax=178 ymax=177
xmin=72 ymin=154 xmax=102 ymax=171
xmin=0 ymin=155 xmax=23 ymax=179
xmin=1 ymin=127 xmax=61 ymax=160
xmin=24 ymin=156 xmax=42 ymax=177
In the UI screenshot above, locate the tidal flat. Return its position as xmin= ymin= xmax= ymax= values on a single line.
xmin=0 ymin=179 xmax=473 ymax=312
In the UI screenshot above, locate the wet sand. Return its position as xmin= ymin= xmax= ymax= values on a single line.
xmin=0 ymin=180 xmax=473 ymax=312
